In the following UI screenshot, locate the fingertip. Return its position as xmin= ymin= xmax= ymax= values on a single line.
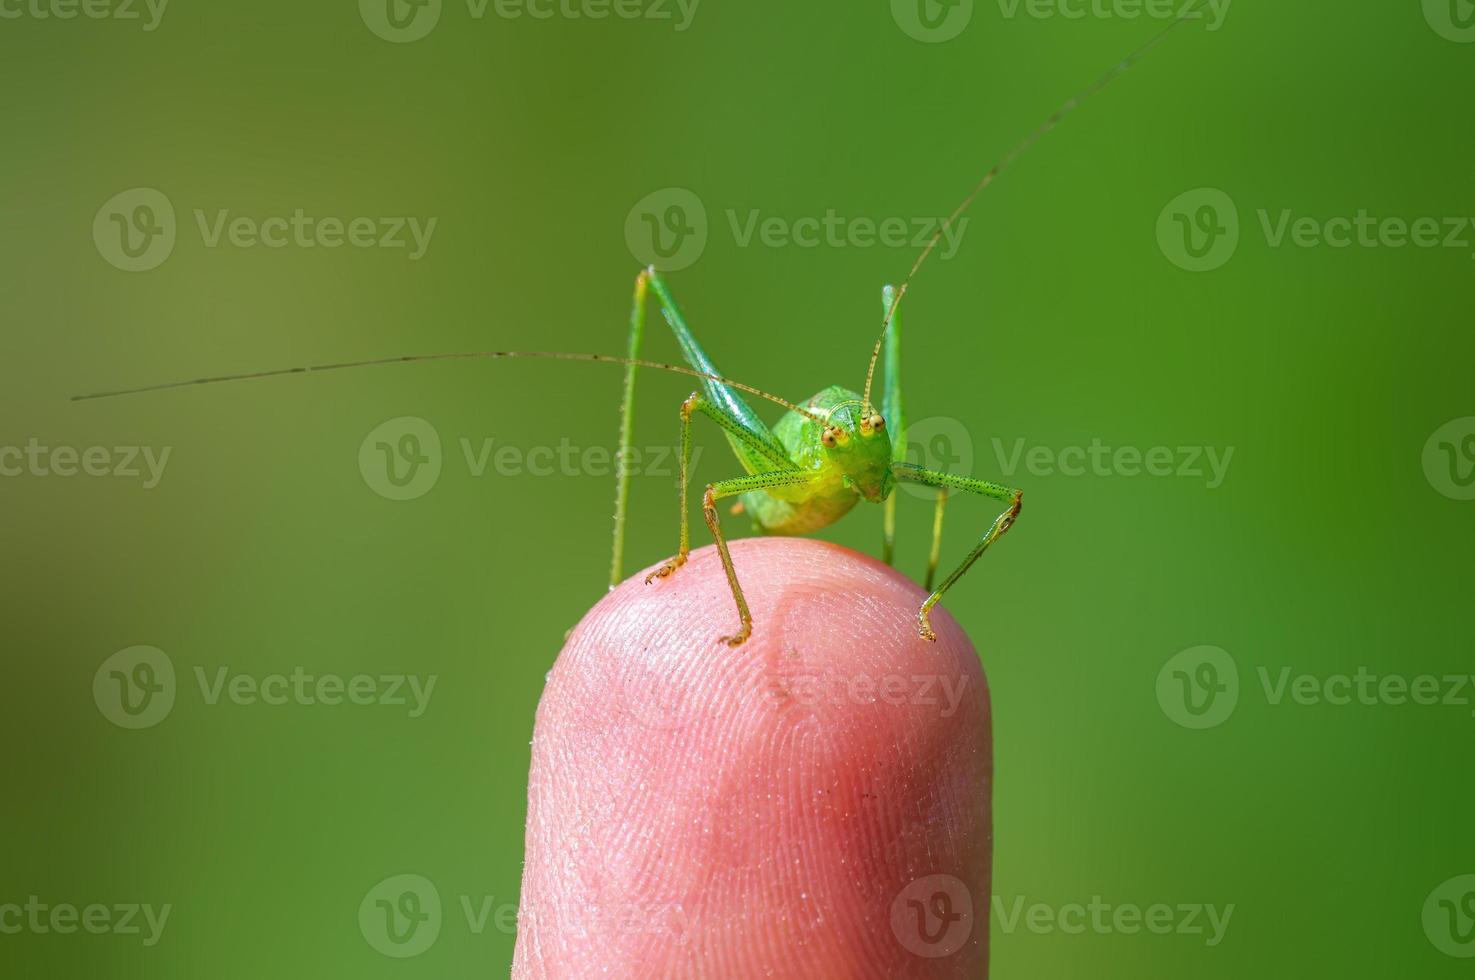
xmin=516 ymin=538 xmax=992 ymax=979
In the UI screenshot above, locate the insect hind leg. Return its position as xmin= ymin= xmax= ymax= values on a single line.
xmin=894 ymin=462 xmax=1022 ymax=642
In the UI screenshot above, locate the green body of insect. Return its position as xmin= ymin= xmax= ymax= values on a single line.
xmin=614 ymin=269 xmax=1022 ymax=647
xmin=742 ymin=384 xmax=895 ymax=528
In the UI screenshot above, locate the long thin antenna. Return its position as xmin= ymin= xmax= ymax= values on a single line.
xmin=861 ymin=0 xmax=1211 ymax=411
xmin=72 ymin=349 xmax=827 ymax=424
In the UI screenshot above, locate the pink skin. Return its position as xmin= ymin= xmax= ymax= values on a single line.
xmin=514 ymin=537 xmax=992 ymax=979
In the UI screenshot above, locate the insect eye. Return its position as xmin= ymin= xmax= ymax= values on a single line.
xmin=821 ymin=428 xmax=838 ymax=448
xmin=868 ymin=414 xmax=885 ymax=431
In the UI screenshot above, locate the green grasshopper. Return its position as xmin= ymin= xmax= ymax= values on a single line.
xmin=611 ymin=267 xmax=1020 ymax=647
xmin=76 ymin=14 xmax=1203 ymax=647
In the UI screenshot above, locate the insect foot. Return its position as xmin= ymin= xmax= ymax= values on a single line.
xmin=916 ymin=614 xmax=939 ymax=644
xmin=644 ymin=554 xmax=688 ymax=584
xmin=718 ymin=625 xmax=752 ymax=648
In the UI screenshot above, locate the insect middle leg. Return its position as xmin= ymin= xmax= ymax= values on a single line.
xmin=613 ymin=268 xmax=790 ymax=587
xmin=880 ymin=284 xmax=906 ymax=566
xmin=609 ymin=269 xmax=650 ymax=588
xmin=925 ymin=490 xmax=948 ymax=591
xmin=875 ymin=283 xmax=951 ymax=591
xmin=646 ymin=390 xmax=812 ymax=646
xmin=894 ymin=462 xmax=1023 ymax=642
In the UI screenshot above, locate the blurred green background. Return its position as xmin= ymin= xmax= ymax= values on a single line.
xmin=3 ymin=1 xmax=1473 ymax=976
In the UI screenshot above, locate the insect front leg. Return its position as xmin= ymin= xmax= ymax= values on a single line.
xmin=643 ymin=390 xmax=702 ymax=583
xmin=699 ymin=469 xmax=819 ymax=647
xmin=893 ymin=462 xmax=1023 ymax=642
xmin=643 ymin=390 xmax=792 ymax=583
xmin=643 ymin=390 xmax=806 ymax=645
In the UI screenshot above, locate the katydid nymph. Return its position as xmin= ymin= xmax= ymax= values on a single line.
xmin=74 ymin=13 xmax=1204 ymax=647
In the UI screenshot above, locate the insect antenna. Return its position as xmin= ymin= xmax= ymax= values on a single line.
xmin=71 ymin=349 xmax=828 ymax=424
xmin=861 ymin=0 xmax=1214 ymax=412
